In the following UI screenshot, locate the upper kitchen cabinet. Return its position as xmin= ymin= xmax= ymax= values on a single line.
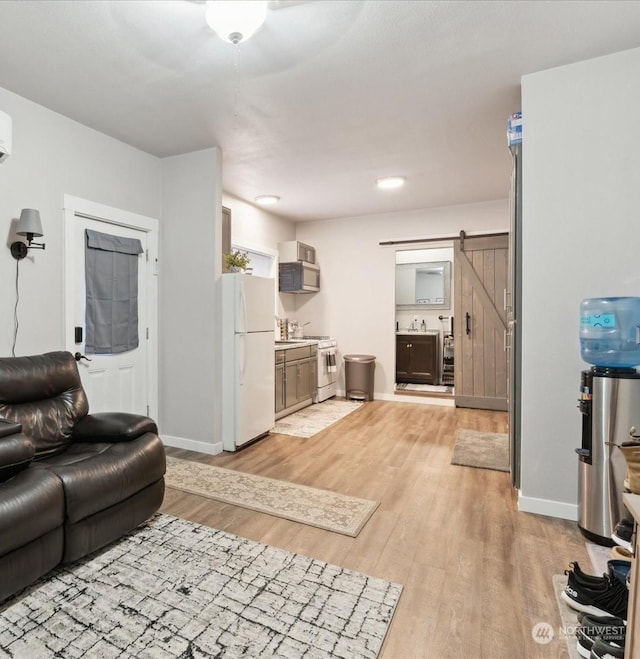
xmin=278 ymin=241 xmax=316 ymax=264
xmin=278 ymin=241 xmax=320 ymax=293
xmin=221 ymin=206 xmax=231 ymax=273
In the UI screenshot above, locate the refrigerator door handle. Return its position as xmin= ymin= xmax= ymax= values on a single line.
xmin=238 ymin=334 xmax=246 ymax=386
xmin=239 ymin=283 xmax=247 ymax=334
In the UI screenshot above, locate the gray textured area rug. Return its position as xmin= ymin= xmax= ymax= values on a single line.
xmin=450 ymin=428 xmax=509 ymax=472
xmin=272 ymin=399 xmax=363 ymax=438
xmin=0 ymin=514 xmax=402 ymax=659
xmin=165 ymin=457 xmax=379 ymax=537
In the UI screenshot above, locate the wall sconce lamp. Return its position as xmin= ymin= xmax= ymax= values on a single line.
xmin=10 ymin=209 xmax=45 ymax=259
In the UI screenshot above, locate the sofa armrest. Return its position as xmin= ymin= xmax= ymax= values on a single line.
xmin=0 ymin=418 xmax=22 ymax=438
xmin=0 ymin=432 xmax=35 ymax=482
xmin=72 ymin=412 xmax=158 ymax=443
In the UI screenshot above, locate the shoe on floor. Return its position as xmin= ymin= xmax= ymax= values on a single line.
xmin=611 ymin=545 xmax=633 ymax=561
xmin=589 ymin=636 xmax=625 ymax=658
xmin=608 ymin=560 xmax=631 ymax=587
xmin=575 ymin=612 xmax=625 ymax=659
xmin=569 ymin=562 xmax=609 ymax=586
xmin=611 ymin=518 xmax=634 ymax=550
xmin=562 ymin=567 xmax=628 ymax=621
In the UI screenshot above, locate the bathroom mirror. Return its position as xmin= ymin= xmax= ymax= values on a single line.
xmin=395 ymin=260 xmax=451 ymax=309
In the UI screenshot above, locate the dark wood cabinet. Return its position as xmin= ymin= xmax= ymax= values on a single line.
xmin=396 ymin=333 xmax=439 ymax=384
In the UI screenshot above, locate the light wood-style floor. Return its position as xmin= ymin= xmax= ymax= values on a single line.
xmin=161 ymin=400 xmax=588 ymax=658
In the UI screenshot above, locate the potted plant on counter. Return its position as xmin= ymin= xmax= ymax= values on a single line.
xmin=224 ymin=249 xmax=251 ymax=273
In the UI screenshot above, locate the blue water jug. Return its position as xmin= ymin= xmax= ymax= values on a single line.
xmin=580 ymin=297 xmax=640 ymax=367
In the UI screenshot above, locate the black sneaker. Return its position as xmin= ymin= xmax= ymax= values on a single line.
xmin=575 ymin=612 xmax=625 ymax=658
xmin=590 ymin=637 xmax=625 ymax=658
xmin=570 ymin=562 xmax=609 ymax=586
xmin=612 ymin=518 xmax=633 ymax=550
xmin=562 ymin=568 xmax=628 ymax=620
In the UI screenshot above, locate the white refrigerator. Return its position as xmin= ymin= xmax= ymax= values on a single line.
xmin=221 ymin=274 xmax=275 ymax=451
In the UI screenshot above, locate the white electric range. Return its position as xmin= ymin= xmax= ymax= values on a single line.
xmin=303 ymin=335 xmax=338 ymax=402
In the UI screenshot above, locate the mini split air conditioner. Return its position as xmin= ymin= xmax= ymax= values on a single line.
xmin=0 ymin=111 xmax=12 ymax=163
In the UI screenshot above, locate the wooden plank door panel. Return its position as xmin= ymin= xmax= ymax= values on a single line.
xmin=454 ymin=234 xmax=509 ymax=411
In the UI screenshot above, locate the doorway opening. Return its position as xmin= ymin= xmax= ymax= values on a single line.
xmin=394 ymin=246 xmax=454 ymax=398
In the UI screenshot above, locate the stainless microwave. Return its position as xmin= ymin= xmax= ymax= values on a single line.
xmin=279 ymin=261 xmax=320 ymax=293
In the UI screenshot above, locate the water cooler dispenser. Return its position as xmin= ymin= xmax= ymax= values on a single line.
xmin=576 ymin=297 xmax=640 ymax=545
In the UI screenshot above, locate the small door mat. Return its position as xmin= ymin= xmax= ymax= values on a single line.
xmin=551 ymin=574 xmax=582 ymax=659
xmin=451 ymin=428 xmax=509 ymax=472
xmin=586 ymin=541 xmax=611 ymax=575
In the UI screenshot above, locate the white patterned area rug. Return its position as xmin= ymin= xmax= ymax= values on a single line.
xmin=0 ymin=514 xmax=402 ymax=659
xmin=165 ymin=457 xmax=379 ymax=537
xmin=272 ymin=399 xmax=363 ymax=438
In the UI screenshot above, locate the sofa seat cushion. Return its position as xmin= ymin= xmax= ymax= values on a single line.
xmin=35 ymin=433 xmax=165 ymax=524
xmin=0 ymin=469 xmax=65 ymax=555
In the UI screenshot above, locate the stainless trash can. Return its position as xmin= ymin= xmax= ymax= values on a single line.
xmin=344 ymin=354 xmax=376 ymax=401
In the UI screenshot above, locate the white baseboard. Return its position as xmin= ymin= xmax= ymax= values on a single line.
xmin=334 ymin=389 xmax=455 ymax=407
xmin=517 ymin=492 xmax=578 ymax=522
xmin=162 ymin=434 xmax=223 ymax=456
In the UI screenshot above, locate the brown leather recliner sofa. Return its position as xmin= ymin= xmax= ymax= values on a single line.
xmin=0 ymin=351 xmax=166 ymax=603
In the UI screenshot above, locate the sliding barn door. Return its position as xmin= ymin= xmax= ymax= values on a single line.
xmin=454 ymin=233 xmax=509 ymax=411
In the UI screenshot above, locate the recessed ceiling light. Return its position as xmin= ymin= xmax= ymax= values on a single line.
xmin=376 ymin=176 xmax=406 ymax=190
xmin=254 ymin=195 xmax=280 ymax=206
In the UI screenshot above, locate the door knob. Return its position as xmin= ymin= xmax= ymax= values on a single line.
xmin=74 ymin=352 xmax=92 ymax=362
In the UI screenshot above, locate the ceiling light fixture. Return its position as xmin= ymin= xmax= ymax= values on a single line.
xmin=254 ymin=195 xmax=280 ymax=206
xmin=376 ymin=176 xmax=406 ymax=190
xmin=205 ymin=0 xmax=268 ymax=45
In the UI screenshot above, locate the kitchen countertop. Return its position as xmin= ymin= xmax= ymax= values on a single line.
xmin=275 ymin=339 xmax=319 ymax=350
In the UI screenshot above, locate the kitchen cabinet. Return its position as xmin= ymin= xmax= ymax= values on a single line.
xmin=275 ymin=344 xmax=318 ymax=420
xmin=275 ymin=350 xmax=285 ymax=414
xmin=396 ymin=333 xmax=439 ymax=384
xmin=221 ymin=206 xmax=231 ymax=273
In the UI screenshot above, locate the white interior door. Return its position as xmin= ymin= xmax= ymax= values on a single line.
xmin=63 ymin=196 xmax=159 ymax=418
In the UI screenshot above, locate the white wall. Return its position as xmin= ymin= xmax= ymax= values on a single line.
xmin=0 ymin=86 xmax=161 ymax=357
xmin=161 ymin=148 xmax=223 ymax=453
xmin=294 ymin=200 xmax=509 ymax=398
xmin=221 ymin=192 xmax=296 ymax=318
xmin=520 ymin=47 xmax=640 ymax=520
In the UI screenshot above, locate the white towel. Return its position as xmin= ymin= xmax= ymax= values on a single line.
xmin=326 ymin=350 xmax=337 ymax=373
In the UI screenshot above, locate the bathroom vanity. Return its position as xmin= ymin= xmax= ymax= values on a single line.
xmin=395 ymin=331 xmax=440 ymax=384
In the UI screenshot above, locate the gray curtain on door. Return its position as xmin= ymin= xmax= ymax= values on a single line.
xmin=85 ymin=229 xmax=143 ymax=354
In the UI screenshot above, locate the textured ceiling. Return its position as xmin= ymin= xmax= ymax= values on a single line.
xmin=0 ymin=1 xmax=639 ymax=221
